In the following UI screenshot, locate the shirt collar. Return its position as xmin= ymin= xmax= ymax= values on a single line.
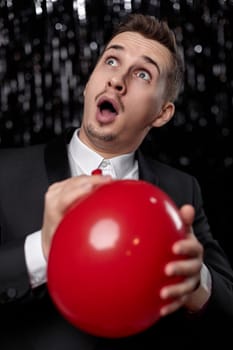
xmin=69 ymin=129 xmax=136 ymax=178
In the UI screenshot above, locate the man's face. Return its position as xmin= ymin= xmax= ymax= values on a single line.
xmin=79 ymin=31 xmax=173 ymax=157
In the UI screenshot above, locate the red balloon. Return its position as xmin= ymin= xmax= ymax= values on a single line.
xmin=47 ymin=179 xmax=186 ymax=338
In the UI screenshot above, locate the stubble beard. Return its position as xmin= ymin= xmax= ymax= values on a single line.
xmin=86 ymin=124 xmax=116 ymax=142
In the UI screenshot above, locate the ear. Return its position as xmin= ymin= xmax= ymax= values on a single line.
xmin=151 ymin=102 xmax=175 ymax=128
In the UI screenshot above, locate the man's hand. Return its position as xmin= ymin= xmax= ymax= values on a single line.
xmin=41 ymin=175 xmax=112 ymax=260
xmin=159 ymin=204 xmax=210 ymax=316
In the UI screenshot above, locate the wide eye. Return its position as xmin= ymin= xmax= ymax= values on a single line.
xmin=106 ymin=57 xmax=118 ymax=67
xmin=136 ymin=70 xmax=151 ymax=81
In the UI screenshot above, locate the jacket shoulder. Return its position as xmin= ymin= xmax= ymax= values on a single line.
xmin=138 ymin=152 xmax=200 ymax=208
xmin=0 ymin=144 xmax=46 ymax=178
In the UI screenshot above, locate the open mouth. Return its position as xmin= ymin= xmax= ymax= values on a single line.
xmin=96 ymin=98 xmax=119 ymax=124
xmin=99 ymin=101 xmax=117 ymax=114
xmin=98 ymin=99 xmax=118 ymax=115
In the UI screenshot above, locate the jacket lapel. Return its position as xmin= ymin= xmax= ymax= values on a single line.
xmin=137 ymin=149 xmax=160 ymax=186
xmin=44 ymin=127 xmax=76 ymax=185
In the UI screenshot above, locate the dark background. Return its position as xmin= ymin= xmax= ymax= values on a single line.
xmin=0 ymin=0 xmax=232 ymax=264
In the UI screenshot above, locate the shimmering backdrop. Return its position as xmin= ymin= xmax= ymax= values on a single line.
xmin=0 ymin=0 xmax=232 ymax=264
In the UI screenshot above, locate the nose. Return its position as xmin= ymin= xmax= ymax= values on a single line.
xmin=107 ymin=75 xmax=126 ymax=94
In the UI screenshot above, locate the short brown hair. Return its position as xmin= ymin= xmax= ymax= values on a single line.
xmin=110 ymin=13 xmax=184 ymax=102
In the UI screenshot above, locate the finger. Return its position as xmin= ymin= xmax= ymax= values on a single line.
xmin=160 ymin=276 xmax=200 ymax=300
xmin=165 ymin=257 xmax=202 ymax=277
xmin=172 ymin=233 xmax=203 ymax=257
xmin=48 ymin=174 xmax=112 ymax=194
xmin=179 ymin=205 xmax=195 ymax=236
xmin=46 ymin=175 xmax=112 ymax=213
xmin=160 ymin=295 xmax=187 ymax=317
xmin=60 ymin=176 xmax=111 ymax=209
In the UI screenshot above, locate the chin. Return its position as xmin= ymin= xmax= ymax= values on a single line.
xmin=87 ymin=124 xmax=116 ymax=142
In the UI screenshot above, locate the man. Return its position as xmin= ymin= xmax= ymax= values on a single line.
xmin=0 ymin=13 xmax=233 ymax=350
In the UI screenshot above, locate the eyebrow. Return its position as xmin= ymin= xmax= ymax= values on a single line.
xmin=104 ymin=44 xmax=161 ymax=74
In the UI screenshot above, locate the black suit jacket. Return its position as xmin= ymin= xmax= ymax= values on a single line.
xmin=1 ymin=128 xmax=233 ymax=349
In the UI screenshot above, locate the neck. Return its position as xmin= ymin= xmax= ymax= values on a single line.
xmin=78 ymin=127 xmax=136 ymax=159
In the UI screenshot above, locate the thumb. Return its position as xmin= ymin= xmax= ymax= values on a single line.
xmin=179 ymin=204 xmax=195 ymax=233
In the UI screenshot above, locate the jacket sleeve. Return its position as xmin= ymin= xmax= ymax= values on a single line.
xmin=190 ymin=175 xmax=233 ymax=323
xmin=0 ymin=237 xmax=33 ymax=305
xmin=0 ymin=146 xmax=48 ymax=307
